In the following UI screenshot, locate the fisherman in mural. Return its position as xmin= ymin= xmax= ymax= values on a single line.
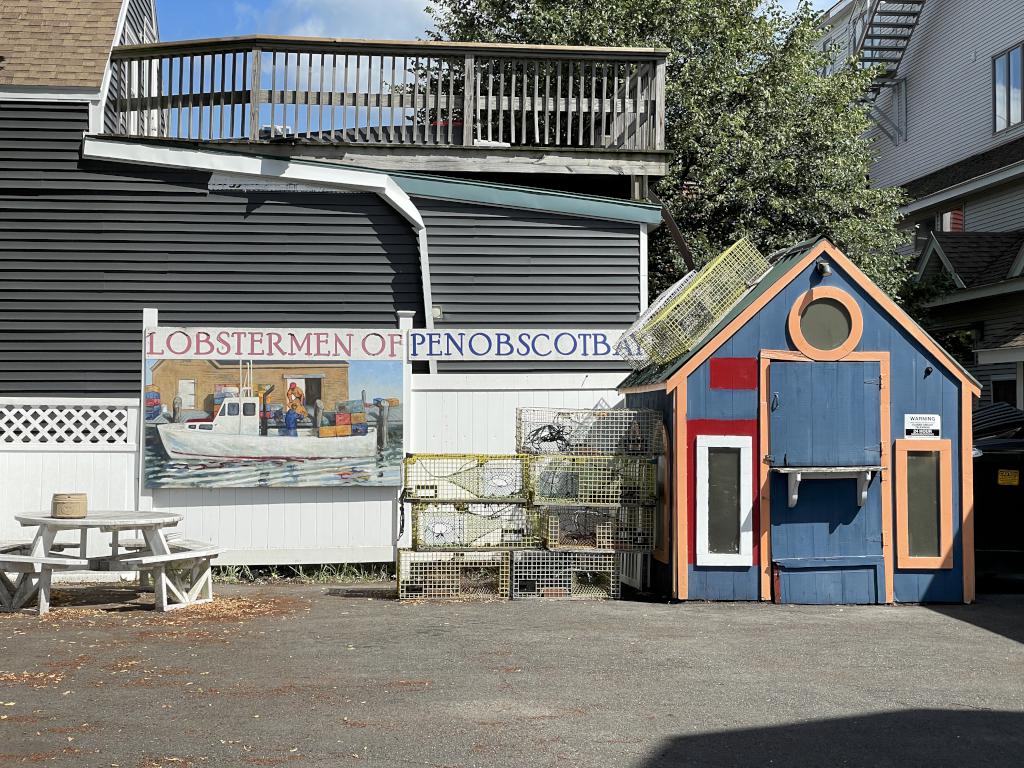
xmin=286 ymin=381 xmax=308 ymax=418
xmin=283 ymin=403 xmax=301 ymax=436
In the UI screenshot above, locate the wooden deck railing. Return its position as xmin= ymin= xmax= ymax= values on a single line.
xmin=105 ymin=36 xmax=667 ymax=152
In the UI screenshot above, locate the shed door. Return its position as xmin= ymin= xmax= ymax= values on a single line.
xmin=768 ymin=360 xmax=885 ymax=604
xmin=768 ymin=361 xmax=882 ymax=468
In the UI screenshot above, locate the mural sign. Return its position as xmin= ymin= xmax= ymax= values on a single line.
xmin=144 ymin=327 xmax=404 ymax=489
xmin=407 ymin=329 xmax=623 ymax=362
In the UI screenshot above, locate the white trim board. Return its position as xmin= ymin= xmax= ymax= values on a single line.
xmin=976 ymin=347 xmax=1024 ymax=365
xmin=410 ymin=372 xmax=627 ymax=391
xmin=695 ymin=434 xmax=753 ymax=567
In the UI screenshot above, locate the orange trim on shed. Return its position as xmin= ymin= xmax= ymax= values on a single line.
xmin=961 ymin=386 xmax=976 ymax=603
xmin=786 ymin=286 xmax=864 ymax=361
xmin=894 ymin=438 xmax=954 ymax=570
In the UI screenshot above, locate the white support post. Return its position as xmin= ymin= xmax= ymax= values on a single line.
xmin=639 ymin=223 xmax=649 ymax=312
xmin=396 ymin=310 xmax=415 ymax=553
xmin=138 ymin=308 xmax=158 ymax=513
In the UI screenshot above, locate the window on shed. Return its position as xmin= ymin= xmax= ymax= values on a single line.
xmin=696 ymin=435 xmax=753 ymax=566
xmin=895 ymin=439 xmax=953 ymax=569
xmin=995 ymin=43 xmax=1023 ymax=132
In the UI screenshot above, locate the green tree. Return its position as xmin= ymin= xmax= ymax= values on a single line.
xmin=427 ymin=0 xmax=911 ymax=300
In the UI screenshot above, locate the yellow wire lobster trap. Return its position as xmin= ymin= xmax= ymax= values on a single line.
xmin=510 ymin=550 xmax=620 ymax=600
xmin=403 ymin=454 xmax=529 ymax=503
xmin=616 ymin=238 xmax=770 ymax=368
xmin=411 ymin=502 xmax=540 ymax=549
xmin=528 ymin=455 xmax=657 ymax=507
xmin=397 ymin=549 xmax=511 ymax=600
xmin=538 ymin=505 xmax=656 ymax=551
xmin=515 ymin=407 xmax=665 ymax=456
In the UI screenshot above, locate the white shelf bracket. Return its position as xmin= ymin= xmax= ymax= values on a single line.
xmin=784 ymin=469 xmax=877 ymax=509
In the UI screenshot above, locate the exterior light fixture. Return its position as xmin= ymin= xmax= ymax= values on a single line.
xmin=431 ymin=305 xmax=444 ymax=320
xmin=816 ymin=259 xmax=832 ymax=277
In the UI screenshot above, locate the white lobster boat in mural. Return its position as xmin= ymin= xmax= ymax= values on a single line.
xmin=156 ymin=395 xmax=379 ymax=462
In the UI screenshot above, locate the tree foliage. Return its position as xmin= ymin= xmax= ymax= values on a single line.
xmin=427 ymin=0 xmax=911 ymax=299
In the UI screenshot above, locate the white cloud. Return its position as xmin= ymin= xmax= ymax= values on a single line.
xmin=233 ymin=0 xmax=432 ymax=40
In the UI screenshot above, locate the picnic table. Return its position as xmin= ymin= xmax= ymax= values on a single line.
xmin=1 ymin=511 xmax=223 ymax=615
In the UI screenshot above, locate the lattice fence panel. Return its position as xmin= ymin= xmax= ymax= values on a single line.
xmin=403 ymin=454 xmax=528 ymax=502
xmin=516 ymin=407 xmax=665 ymax=456
xmin=411 ymin=503 xmax=540 ymax=549
xmin=0 ymin=405 xmax=131 ymax=445
xmin=529 ymin=456 xmax=657 ymax=507
xmin=397 ymin=549 xmax=511 ymax=600
xmin=511 ymin=550 xmax=620 ymax=600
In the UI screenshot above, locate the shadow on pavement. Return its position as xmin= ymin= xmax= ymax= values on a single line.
xmin=634 ymin=709 xmax=1024 ymax=768
xmin=927 ymin=593 xmax=1024 ymax=645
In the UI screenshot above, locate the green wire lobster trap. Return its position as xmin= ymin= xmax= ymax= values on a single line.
xmin=528 ymin=455 xmax=657 ymax=507
xmin=397 ymin=549 xmax=511 ymax=600
xmin=411 ymin=502 xmax=540 ymax=549
xmin=515 ymin=407 xmax=665 ymax=456
xmin=510 ymin=550 xmax=620 ymax=600
xmin=616 ymin=238 xmax=770 ymax=368
xmin=538 ymin=505 xmax=656 ymax=551
xmin=403 ymin=454 xmax=529 ymax=503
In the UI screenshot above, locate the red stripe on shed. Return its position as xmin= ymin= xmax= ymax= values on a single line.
xmin=687 ymin=419 xmax=759 ymax=566
xmin=709 ymin=358 xmax=758 ymax=390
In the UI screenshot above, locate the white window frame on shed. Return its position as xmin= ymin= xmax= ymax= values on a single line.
xmin=695 ymin=434 xmax=753 ymax=567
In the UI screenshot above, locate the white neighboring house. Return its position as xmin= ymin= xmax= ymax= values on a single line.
xmin=819 ymin=0 xmax=1024 ymax=408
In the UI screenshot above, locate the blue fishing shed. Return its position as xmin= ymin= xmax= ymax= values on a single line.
xmin=621 ymin=238 xmax=981 ymax=604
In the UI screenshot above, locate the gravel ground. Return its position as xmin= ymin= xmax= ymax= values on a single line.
xmin=1 ymin=583 xmax=1022 ymax=767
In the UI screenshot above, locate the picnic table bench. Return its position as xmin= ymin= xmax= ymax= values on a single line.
xmin=1 ymin=511 xmax=223 ymax=615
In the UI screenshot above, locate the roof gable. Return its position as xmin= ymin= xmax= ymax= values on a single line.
xmin=922 ymin=231 xmax=1024 ymax=289
xmin=620 ymin=237 xmax=980 ymax=395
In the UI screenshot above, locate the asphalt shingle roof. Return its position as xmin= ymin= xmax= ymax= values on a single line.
xmin=934 ymin=231 xmax=1024 ymax=289
xmin=0 ymin=0 xmax=123 ymax=88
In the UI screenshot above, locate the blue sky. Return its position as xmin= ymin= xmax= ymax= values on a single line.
xmin=157 ymin=1 xmax=833 ymax=42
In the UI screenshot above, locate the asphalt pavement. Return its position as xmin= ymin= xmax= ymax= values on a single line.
xmin=1 ymin=583 xmax=1022 ymax=767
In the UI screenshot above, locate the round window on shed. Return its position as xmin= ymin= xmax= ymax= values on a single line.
xmin=787 ymin=286 xmax=864 ymax=361
xmin=799 ymin=297 xmax=853 ymax=351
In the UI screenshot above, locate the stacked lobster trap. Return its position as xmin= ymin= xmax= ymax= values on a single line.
xmin=398 ymin=406 xmax=664 ymax=601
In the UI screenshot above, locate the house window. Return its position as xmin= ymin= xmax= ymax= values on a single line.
xmin=938 ymin=207 xmax=964 ymax=233
xmin=994 ymin=43 xmax=1023 ymax=132
xmin=992 ymin=376 xmax=1017 ymax=406
xmin=695 ymin=435 xmax=753 ymax=566
xmin=895 ymin=439 xmax=953 ymax=569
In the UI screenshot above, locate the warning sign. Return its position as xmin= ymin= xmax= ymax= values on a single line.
xmin=997 ymin=469 xmax=1020 ymax=486
xmin=904 ymin=414 xmax=941 ymax=439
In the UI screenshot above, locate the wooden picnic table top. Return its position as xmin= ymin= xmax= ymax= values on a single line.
xmin=14 ymin=510 xmax=183 ymax=530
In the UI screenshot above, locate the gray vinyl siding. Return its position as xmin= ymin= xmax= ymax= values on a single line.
xmin=0 ymin=100 xmax=423 ymax=397
xmin=964 ymin=180 xmax=1024 ymax=231
xmin=415 ymin=197 xmax=641 ymax=373
xmin=868 ymin=0 xmax=1024 ymax=189
xmin=926 ymin=293 xmax=1022 ymax=404
xmin=416 ymin=198 xmax=641 ymax=327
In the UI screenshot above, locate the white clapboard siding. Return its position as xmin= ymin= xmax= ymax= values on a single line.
xmin=2 ymin=373 xmax=629 ymax=564
xmin=409 ymin=372 xmax=625 ymax=453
